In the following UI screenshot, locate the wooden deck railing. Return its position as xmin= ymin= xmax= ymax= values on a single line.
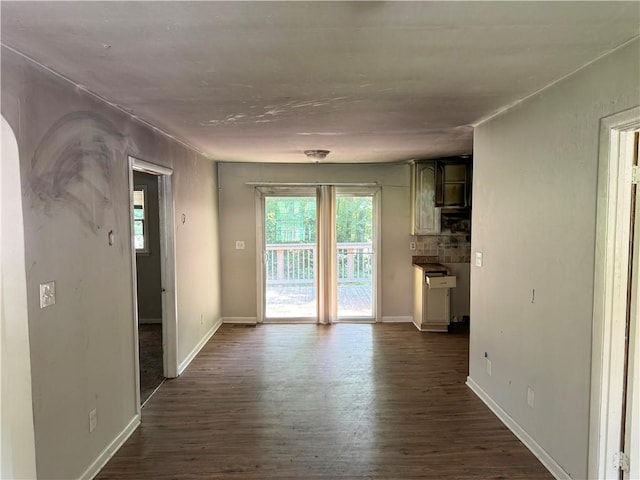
xmin=265 ymin=242 xmax=372 ymax=283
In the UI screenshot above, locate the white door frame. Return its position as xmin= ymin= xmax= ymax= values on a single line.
xmin=128 ymin=156 xmax=178 ymax=411
xmin=332 ymin=186 xmax=381 ymax=323
xmin=625 ymin=149 xmax=640 ymax=480
xmin=589 ymin=106 xmax=640 ymax=479
xmin=256 ymin=186 xmax=319 ymax=324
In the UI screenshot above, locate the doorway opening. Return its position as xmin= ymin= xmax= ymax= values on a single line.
xmin=133 ymin=172 xmax=164 ymax=404
xmin=1 ymin=115 xmax=37 ymax=479
xmin=258 ymin=186 xmax=379 ymax=324
xmin=590 ymin=107 xmax=640 ymax=480
xmin=128 ymin=157 xmax=178 ymax=410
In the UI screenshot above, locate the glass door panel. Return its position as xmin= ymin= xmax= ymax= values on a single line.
xmin=264 ymin=196 xmax=317 ymax=319
xmin=335 ymin=194 xmax=374 ymax=318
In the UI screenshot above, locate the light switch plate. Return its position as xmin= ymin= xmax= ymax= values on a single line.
xmin=527 ymin=387 xmax=535 ymax=408
xmin=39 ymin=281 xmax=56 ymax=308
xmin=475 ymin=251 xmax=483 ymax=267
xmin=235 ymin=240 xmax=245 ymax=250
xmin=89 ymin=408 xmax=97 ymax=432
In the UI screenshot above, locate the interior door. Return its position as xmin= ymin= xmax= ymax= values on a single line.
xmin=625 ymin=212 xmax=639 ymax=479
xmin=263 ymin=194 xmax=318 ymax=320
xmin=623 ymin=132 xmax=640 ymax=480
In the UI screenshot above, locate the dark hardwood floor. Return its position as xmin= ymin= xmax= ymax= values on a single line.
xmin=138 ymin=323 xmax=164 ymax=405
xmin=96 ymin=323 xmax=552 ymax=479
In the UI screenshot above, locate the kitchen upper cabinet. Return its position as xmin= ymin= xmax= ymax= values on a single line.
xmin=435 ymin=160 xmax=472 ymax=208
xmin=411 ymin=157 xmax=472 ymax=235
xmin=411 ymin=162 xmax=441 ymax=235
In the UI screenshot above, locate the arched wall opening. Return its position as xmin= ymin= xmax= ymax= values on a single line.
xmin=1 ymin=114 xmax=37 ymax=478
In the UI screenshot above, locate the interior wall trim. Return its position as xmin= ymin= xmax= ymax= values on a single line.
xmin=222 ymin=317 xmax=258 ymax=325
xmin=466 ymin=377 xmax=570 ymax=480
xmin=78 ymin=415 xmax=140 ymax=480
xmin=589 ymin=106 xmax=640 ymax=478
xmin=381 ymin=316 xmax=413 ymax=323
xmin=177 ymin=319 xmax=223 ymax=376
xmin=132 ymin=158 xmax=172 ymax=177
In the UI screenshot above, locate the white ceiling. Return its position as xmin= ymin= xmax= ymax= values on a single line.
xmin=2 ymin=1 xmax=639 ymax=164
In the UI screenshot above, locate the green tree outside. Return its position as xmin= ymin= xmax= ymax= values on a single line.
xmin=336 ymin=195 xmax=372 ymax=243
xmin=265 ymin=196 xmax=372 ymax=244
xmin=265 ymin=197 xmax=316 ymax=244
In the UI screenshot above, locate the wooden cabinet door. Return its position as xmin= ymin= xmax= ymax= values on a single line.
xmin=412 ymin=162 xmax=440 ymax=235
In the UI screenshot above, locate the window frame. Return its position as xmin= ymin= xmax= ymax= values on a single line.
xmin=133 ymin=184 xmax=149 ymax=254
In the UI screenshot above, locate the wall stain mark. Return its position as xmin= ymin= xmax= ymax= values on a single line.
xmin=29 ymin=111 xmax=131 ymax=235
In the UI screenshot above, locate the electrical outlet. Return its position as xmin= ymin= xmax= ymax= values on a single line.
xmin=89 ymin=408 xmax=98 ymax=432
xmin=475 ymin=251 xmax=483 ymax=267
xmin=527 ymin=387 xmax=535 ymax=408
xmin=486 ymin=358 xmax=492 ymax=376
xmin=235 ymin=240 xmax=245 ymax=250
xmin=200 ymin=314 xmax=204 ymax=325
xmin=409 ymin=241 xmax=416 ymax=250
xmin=39 ymin=281 xmax=56 ymax=308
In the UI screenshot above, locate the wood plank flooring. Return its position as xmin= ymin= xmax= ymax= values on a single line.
xmin=138 ymin=324 xmax=164 ymax=404
xmin=96 ymin=323 xmax=552 ymax=479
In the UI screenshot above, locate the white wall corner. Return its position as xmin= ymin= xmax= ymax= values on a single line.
xmin=222 ymin=317 xmax=258 ymax=325
xmin=78 ymin=414 xmax=140 ymax=480
xmin=177 ymin=318 xmax=223 ymax=375
xmin=466 ymin=377 xmax=571 ymax=480
xmin=381 ymin=316 xmax=413 ymax=323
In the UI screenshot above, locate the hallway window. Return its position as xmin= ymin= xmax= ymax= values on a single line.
xmin=133 ymin=186 xmax=149 ymax=253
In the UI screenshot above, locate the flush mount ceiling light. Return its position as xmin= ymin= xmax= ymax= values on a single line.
xmin=304 ymin=149 xmax=330 ymax=163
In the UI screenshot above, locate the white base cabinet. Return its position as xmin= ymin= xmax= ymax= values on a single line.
xmin=413 ymin=265 xmax=456 ymax=332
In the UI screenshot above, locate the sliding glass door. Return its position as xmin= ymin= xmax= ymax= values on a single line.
xmin=335 ymin=193 xmax=374 ymax=319
xmin=260 ymin=187 xmax=377 ymax=323
xmin=264 ymin=195 xmax=317 ymax=320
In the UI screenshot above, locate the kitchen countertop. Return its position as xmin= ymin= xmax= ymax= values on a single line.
xmin=412 ymin=262 xmax=450 ymax=275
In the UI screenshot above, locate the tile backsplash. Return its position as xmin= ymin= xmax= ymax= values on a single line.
xmin=411 ymin=233 xmax=471 ymax=263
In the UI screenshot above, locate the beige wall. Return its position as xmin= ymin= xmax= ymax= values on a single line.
xmin=1 ymin=46 xmax=221 ymax=479
xmin=174 ymin=156 xmax=221 ymax=363
xmin=470 ymin=39 xmax=640 ymax=479
xmin=218 ymin=162 xmax=413 ymax=321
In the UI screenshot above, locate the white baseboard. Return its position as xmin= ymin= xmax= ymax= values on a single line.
xmin=381 ymin=316 xmax=413 ymax=323
xmin=466 ymin=377 xmax=571 ymax=480
xmin=79 ymin=414 xmax=140 ymax=480
xmin=138 ymin=317 xmax=162 ymax=324
xmin=177 ymin=318 xmax=222 ymax=375
xmin=223 ymin=317 xmax=257 ymax=325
